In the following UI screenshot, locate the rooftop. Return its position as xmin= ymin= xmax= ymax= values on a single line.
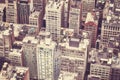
xmin=29 ymin=11 xmax=40 ymax=19
xmin=58 ymin=71 xmax=78 ymax=80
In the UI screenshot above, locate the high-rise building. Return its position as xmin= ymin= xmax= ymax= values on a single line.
xmin=45 ymin=1 xmax=64 ymax=41
xmin=5 ymin=0 xmax=18 ymax=23
xmin=32 ymin=0 xmax=45 ymax=11
xmin=63 ymin=0 xmax=70 ymax=28
xmin=29 ymin=11 xmax=43 ymax=33
xmin=84 ymin=12 xmax=98 ymax=47
xmin=58 ymin=31 xmax=90 ymax=80
xmin=0 ymin=4 xmax=6 ymax=22
xmin=22 ymin=36 xmax=38 ymax=80
xmin=36 ymin=36 xmax=58 ymax=80
xmin=0 ymin=30 xmax=13 ymax=58
xmin=9 ymin=49 xmax=23 ymax=66
xmin=17 ymin=0 xmax=30 ymax=24
xmin=82 ymin=0 xmax=95 ymax=21
xmin=69 ymin=1 xmax=81 ymax=34
xmin=101 ymin=16 xmax=120 ymax=47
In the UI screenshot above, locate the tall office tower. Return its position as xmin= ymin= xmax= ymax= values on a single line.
xmin=101 ymin=16 xmax=120 ymax=47
xmin=32 ymin=0 xmax=45 ymax=11
xmin=5 ymin=0 xmax=18 ymax=23
xmin=29 ymin=11 xmax=43 ymax=33
xmin=58 ymin=31 xmax=90 ymax=80
xmin=84 ymin=12 xmax=98 ymax=48
xmin=69 ymin=0 xmax=81 ymax=34
xmin=9 ymin=49 xmax=23 ymax=66
xmin=22 ymin=36 xmax=38 ymax=80
xmin=45 ymin=1 xmax=64 ymax=41
xmin=63 ymin=0 xmax=70 ymax=28
xmin=0 ymin=30 xmax=13 ymax=58
xmin=17 ymin=0 xmax=30 ymax=24
xmin=0 ymin=62 xmax=30 ymax=80
xmin=82 ymin=0 xmax=95 ymax=21
xmin=0 ymin=4 xmax=6 ymax=22
xmin=37 ymin=36 xmax=58 ymax=80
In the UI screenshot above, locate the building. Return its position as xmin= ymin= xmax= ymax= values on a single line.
xmin=84 ymin=12 xmax=98 ymax=47
xmin=82 ymin=0 xmax=95 ymax=21
xmin=17 ymin=0 xmax=30 ymax=24
xmin=45 ymin=1 xmax=64 ymax=41
xmin=58 ymin=71 xmax=79 ymax=80
xmin=5 ymin=0 xmax=18 ymax=23
xmin=63 ymin=0 xmax=70 ymax=28
xmin=0 ymin=4 xmax=6 ymax=22
xmin=69 ymin=1 xmax=81 ymax=34
xmin=22 ymin=36 xmax=38 ymax=80
xmin=29 ymin=11 xmax=43 ymax=33
xmin=9 ymin=49 xmax=23 ymax=66
xmin=101 ymin=16 xmax=120 ymax=47
xmin=58 ymin=30 xmax=91 ymax=80
xmin=0 ymin=62 xmax=30 ymax=80
xmin=0 ymin=29 xmax=13 ymax=58
xmin=89 ymin=47 xmax=120 ymax=80
xmin=32 ymin=0 xmax=45 ymax=11
xmin=36 ymin=36 xmax=58 ymax=80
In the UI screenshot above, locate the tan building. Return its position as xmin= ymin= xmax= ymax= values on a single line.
xmin=82 ymin=0 xmax=95 ymax=21
xmin=29 ymin=11 xmax=43 ymax=33
xmin=89 ymin=48 xmax=120 ymax=80
xmin=9 ymin=49 xmax=23 ymax=66
xmin=58 ymin=30 xmax=91 ymax=80
xmin=101 ymin=16 xmax=120 ymax=47
xmin=0 ymin=29 xmax=13 ymax=58
xmin=0 ymin=62 xmax=30 ymax=80
xmin=5 ymin=0 xmax=18 ymax=23
xmin=69 ymin=1 xmax=81 ymax=34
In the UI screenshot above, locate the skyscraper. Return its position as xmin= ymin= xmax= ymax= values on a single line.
xmin=22 ymin=36 xmax=38 ymax=80
xmin=84 ymin=12 xmax=98 ymax=47
xmin=37 ymin=36 xmax=58 ymax=80
xmin=29 ymin=11 xmax=43 ymax=33
xmin=45 ymin=1 xmax=64 ymax=41
xmin=32 ymin=0 xmax=45 ymax=11
xmin=6 ymin=0 xmax=18 ymax=23
xmin=69 ymin=0 xmax=81 ymax=34
xmin=17 ymin=0 xmax=30 ymax=24
xmin=101 ymin=16 xmax=120 ymax=47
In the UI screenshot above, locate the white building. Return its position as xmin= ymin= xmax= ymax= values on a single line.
xmin=45 ymin=1 xmax=64 ymax=41
xmin=37 ymin=37 xmax=58 ymax=80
